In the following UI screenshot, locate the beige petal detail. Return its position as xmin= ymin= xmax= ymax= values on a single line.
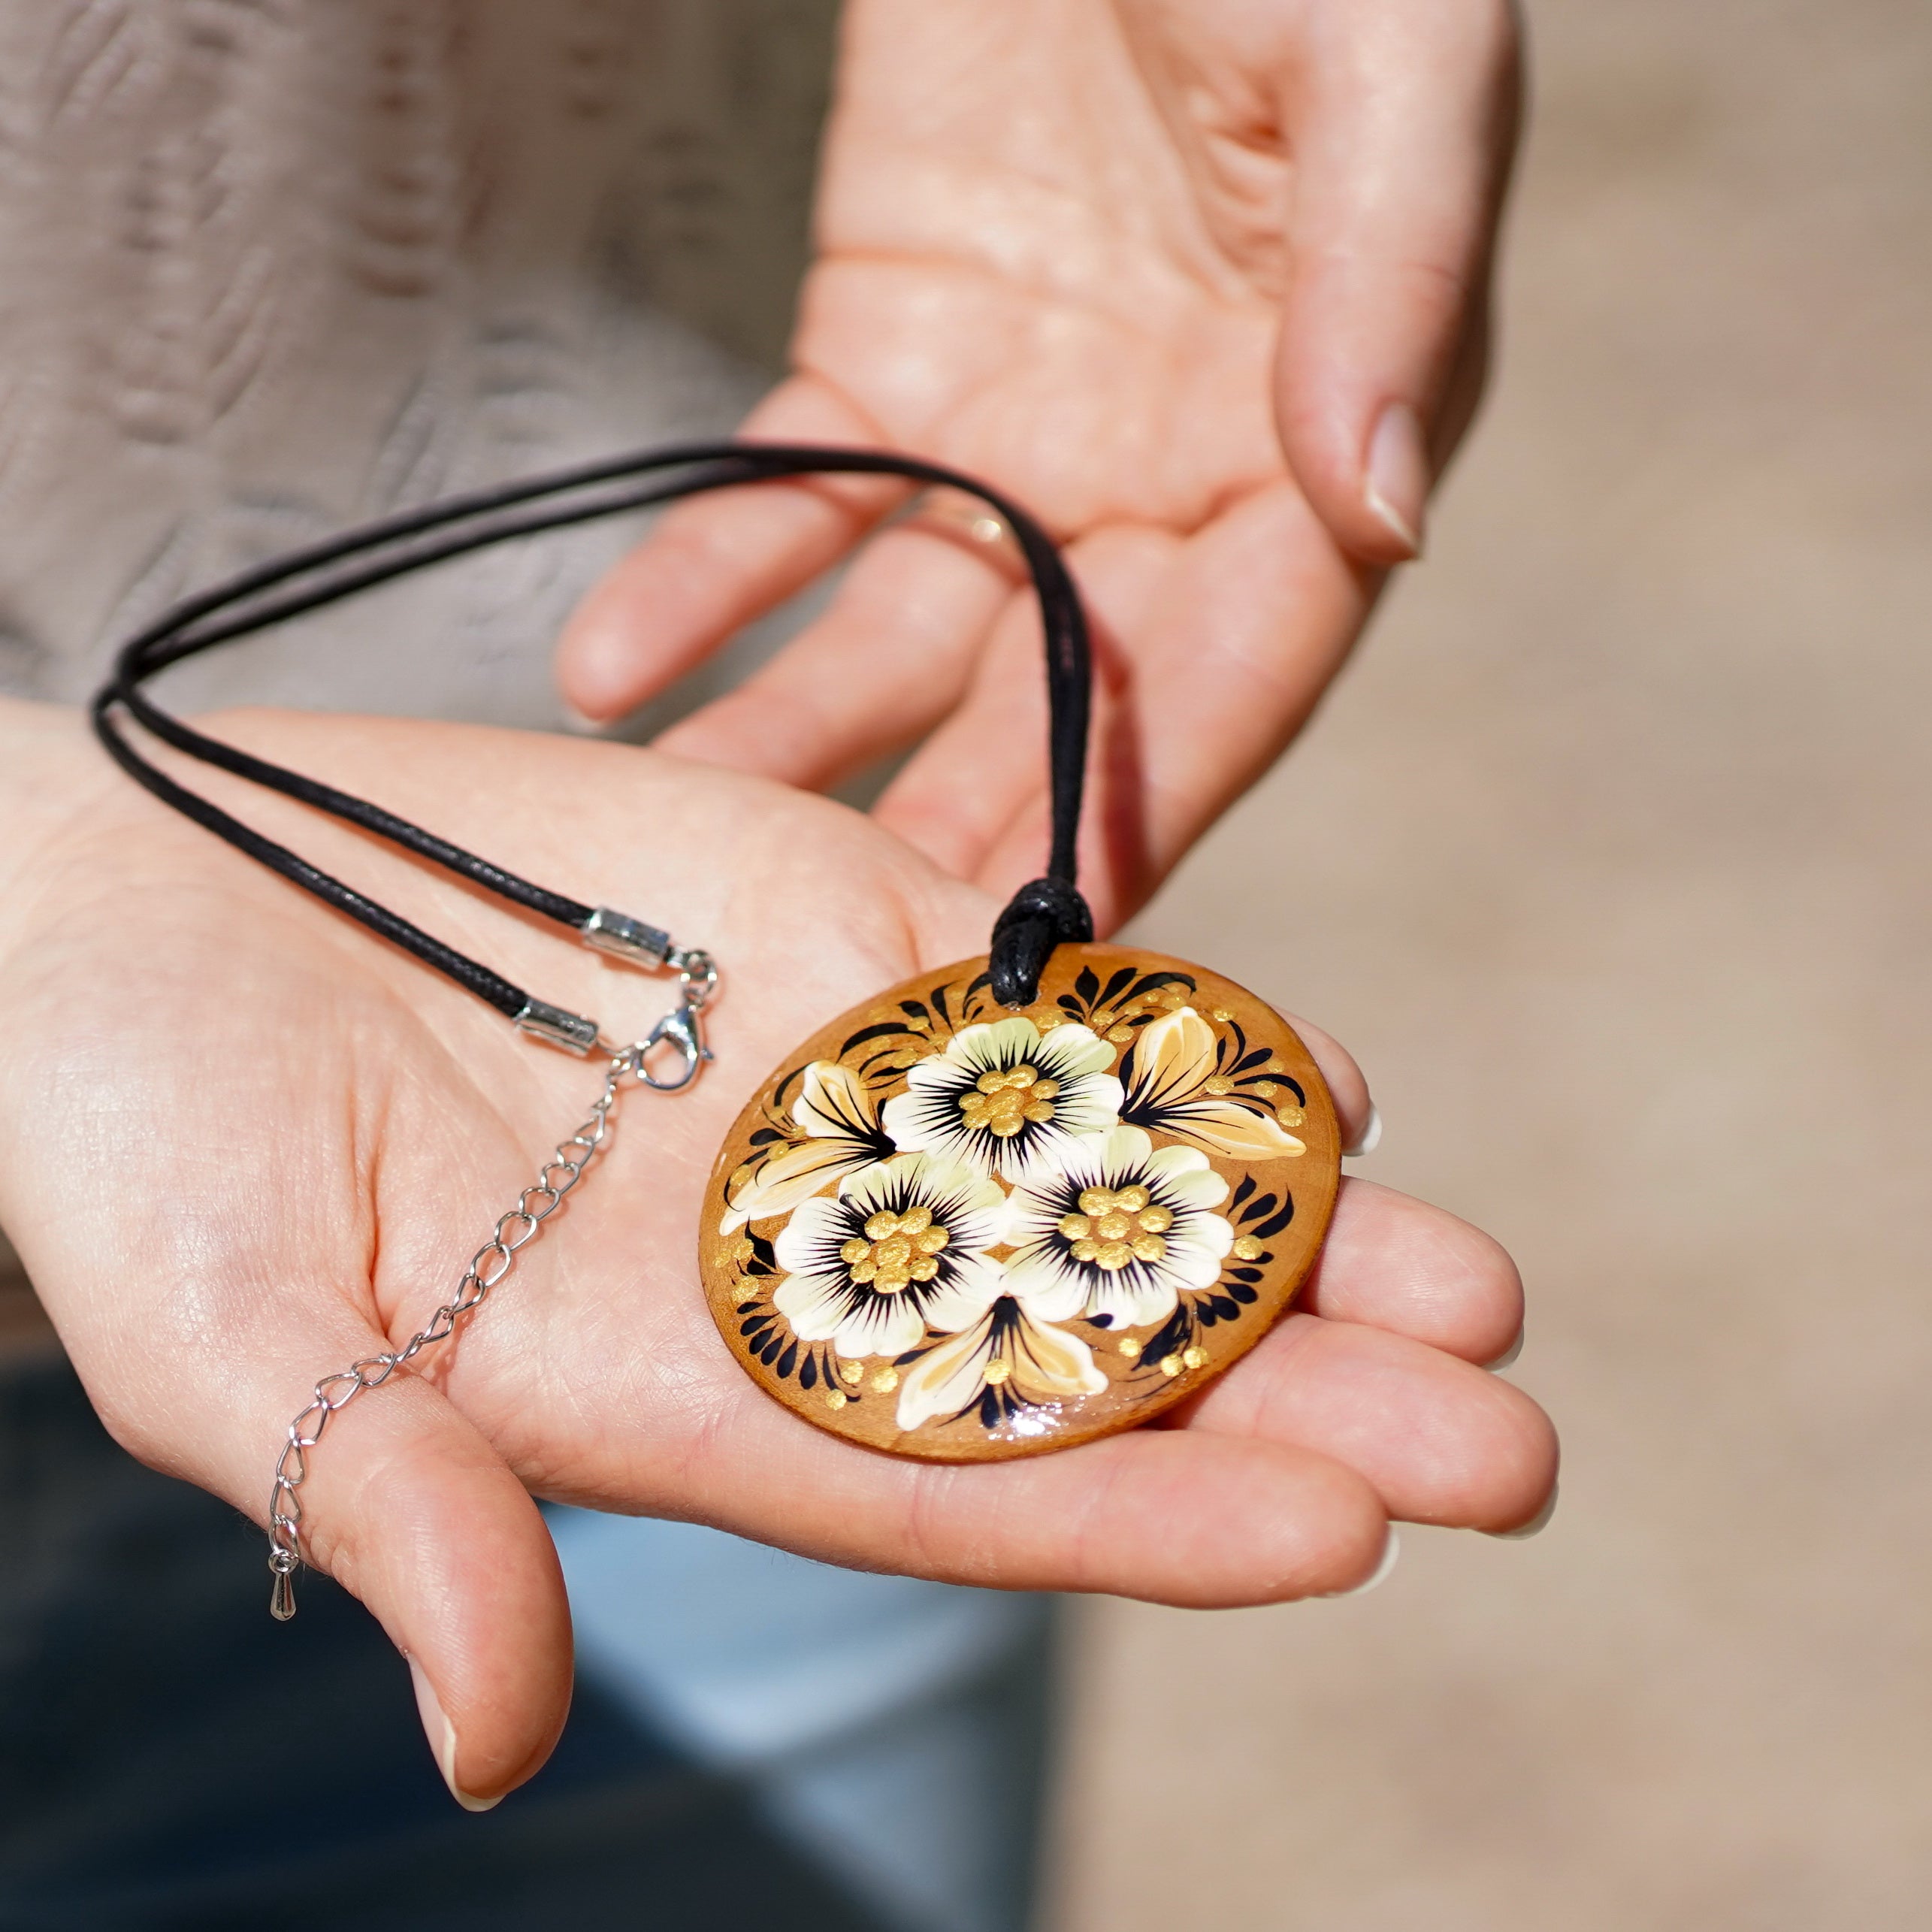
xmin=1129 ymin=1007 xmax=1219 ymax=1110
xmin=720 ymin=1138 xmax=875 ymax=1235
xmin=895 ymin=1318 xmax=997 ymax=1431
xmin=1009 ymin=1308 xmax=1108 ymax=1404
xmin=1157 ymin=1100 xmax=1307 ymax=1162
xmin=791 ymin=1060 xmax=881 ymax=1141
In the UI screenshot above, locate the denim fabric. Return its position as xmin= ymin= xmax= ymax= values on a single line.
xmin=0 ymin=1354 xmax=915 ymax=1932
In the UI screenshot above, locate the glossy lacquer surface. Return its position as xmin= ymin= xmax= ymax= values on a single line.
xmin=700 ymin=945 xmax=1341 ymax=1461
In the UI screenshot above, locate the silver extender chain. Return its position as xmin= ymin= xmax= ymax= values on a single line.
xmin=265 ymin=1042 xmax=645 ymax=1620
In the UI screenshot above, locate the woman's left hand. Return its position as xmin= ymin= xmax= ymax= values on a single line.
xmin=556 ymin=0 xmax=1522 ymax=927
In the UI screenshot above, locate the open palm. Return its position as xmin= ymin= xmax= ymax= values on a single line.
xmin=0 ymin=703 xmax=1550 ymax=1806
xmin=558 ymin=0 xmax=1520 ymax=924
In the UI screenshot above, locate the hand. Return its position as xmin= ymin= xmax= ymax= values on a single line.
xmin=557 ymin=0 xmax=1521 ymax=924
xmin=0 ymin=700 xmax=1552 ymax=1807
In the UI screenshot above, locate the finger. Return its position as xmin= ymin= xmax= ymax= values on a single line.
xmin=1275 ymin=0 xmax=1523 ymax=561
xmin=553 ymin=374 xmax=909 ymax=723
xmin=654 ymin=522 xmax=1016 ymax=791
xmin=1299 ymin=1177 xmax=1524 ymax=1364
xmin=75 ymin=1316 xmax=572 ymax=1811
xmin=881 ymin=490 xmax=1370 ymax=922
xmin=1180 ymin=1311 xmax=1559 ymax=1532
xmin=647 ymin=1386 xmax=1392 ymax=1605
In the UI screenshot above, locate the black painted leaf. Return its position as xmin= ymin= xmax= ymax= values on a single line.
xmin=1196 ymin=1302 xmax=1220 ymax=1327
xmin=736 ymin=1300 xmax=761 ymax=1317
xmin=1211 ymin=1296 xmax=1241 ymax=1321
xmin=1141 ymin=1308 xmax=1191 ymax=1365
xmin=1236 ymin=1047 xmax=1274 ymax=1073
xmin=739 ymin=1315 xmax=771 ymax=1338
xmin=980 ymin=1388 xmax=1001 ymax=1429
xmin=800 ymin=1355 xmax=818 ymax=1390
xmin=1076 ymin=965 xmax=1101 ymax=1003
xmin=1254 ymin=1200 xmax=1296 ymax=1239
xmin=1089 ymin=1312 xmax=1114 ymax=1329
xmin=1100 ymin=967 xmax=1136 ymax=1008
xmin=1229 ymin=1282 xmax=1259 ymax=1305
xmin=1242 ymin=1192 xmax=1279 ymax=1226
xmin=1231 ymin=1174 xmax=1257 ymax=1211
xmin=777 ymin=1342 xmax=798 ymax=1380
xmin=842 ymin=1021 xmax=916 ymax=1054
xmin=759 ymin=1333 xmax=786 ymax=1365
xmin=747 ymin=1127 xmax=784 ymax=1147
xmin=1228 ymin=1267 xmax=1265 ymax=1285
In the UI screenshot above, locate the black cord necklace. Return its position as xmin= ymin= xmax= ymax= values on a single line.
xmin=93 ymin=442 xmax=1093 ymax=1049
xmin=91 ymin=441 xmax=1341 ymax=1613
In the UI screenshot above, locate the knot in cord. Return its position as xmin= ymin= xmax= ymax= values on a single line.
xmin=990 ymin=877 xmax=1095 ymax=1008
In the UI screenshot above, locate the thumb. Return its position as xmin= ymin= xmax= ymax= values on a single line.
xmin=88 ymin=1318 xmax=574 ymax=1811
xmin=1274 ymin=0 xmax=1523 ymax=563
xmin=292 ymin=1358 xmax=574 ymax=1810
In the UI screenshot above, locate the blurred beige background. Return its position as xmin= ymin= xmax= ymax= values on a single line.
xmin=1050 ymin=1 xmax=1932 ymax=1927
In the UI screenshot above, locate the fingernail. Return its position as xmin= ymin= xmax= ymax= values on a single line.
xmin=1492 ymin=1481 xmax=1559 ymax=1541
xmin=1486 ymin=1328 xmax=1525 ymax=1371
xmin=1364 ymin=403 xmax=1427 ymax=557
xmin=408 ymin=1656 xmax=501 ymax=1813
xmin=559 ymin=701 xmax=609 ymax=735
xmin=1325 ymin=1525 xmax=1401 ymax=1598
xmin=1343 ymin=1104 xmax=1383 ymax=1159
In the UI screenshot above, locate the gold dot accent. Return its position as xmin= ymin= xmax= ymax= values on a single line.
xmin=1037 ymin=1014 xmax=1063 ymax=1031
xmin=1182 ymin=1345 xmax=1209 ymax=1370
xmin=730 ymin=1235 xmax=756 ymax=1262
xmin=839 ymin=1359 xmax=864 ymax=1386
xmin=984 ymin=1359 xmax=1011 ymax=1386
xmin=731 ymin=1163 xmax=756 ymax=1190
xmin=1159 ymin=1353 xmax=1184 ymax=1378
xmin=1211 ymin=1008 xmax=1234 ymax=1023
xmin=844 ymin=1205 xmax=950 ymax=1290
xmin=1157 ymin=988 xmax=1187 ymax=1010
xmin=1203 ymin=1075 xmax=1233 ymax=1095
xmin=1255 ymin=1081 xmax=1278 ymax=1099
xmin=1062 ymin=1185 xmax=1172 ymax=1269
xmin=958 ymin=1063 xmax=1060 ymax=1140
xmin=1117 ymin=1337 xmax=1143 ymax=1359
xmin=872 ymin=1367 xmax=899 ymax=1394
xmin=1106 ymin=1023 xmax=1133 ymax=1044
xmin=1276 ymin=1105 xmax=1306 ymax=1129
xmin=1232 ymin=1236 xmax=1265 ymax=1261
xmin=826 ymin=1389 xmax=848 ymax=1410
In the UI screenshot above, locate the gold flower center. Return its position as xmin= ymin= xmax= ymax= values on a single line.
xmin=1058 ymin=1184 xmax=1174 ymax=1271
xmin=957 ymin=1063 xmax=1061 ymax=1139
xmin=840 ymin=1204 xmax=950 ymax=1293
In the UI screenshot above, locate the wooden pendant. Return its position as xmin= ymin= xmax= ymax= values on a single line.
xmin=699 ymin=944 xmax=1341 ymax=1462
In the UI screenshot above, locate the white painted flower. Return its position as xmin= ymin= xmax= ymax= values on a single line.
xmin=883 ymin=1014 xmax=1123 ymax=1184
xmin=895 ymin=1294 xmax=1106 ymax=1432
xmin=719 ymin=1061 xmax=893 ymax=1235
xmin=1000 ymin=1123 xmax=1235 ymax=1329
xmin=1117 ymin=1007 xmax=1307 ymax=1160
xmin=773 ymin=1152 xmax=1006 ymax=1359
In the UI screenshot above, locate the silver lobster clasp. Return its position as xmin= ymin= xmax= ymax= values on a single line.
xmin=636 ymin=1000 xmax=710 ymax=1090
xmin=633 ymin=951 xmax=717 ymax=1092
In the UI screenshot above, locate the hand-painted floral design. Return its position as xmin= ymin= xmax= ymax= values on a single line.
xmin=706 ymin=952 xmax=1333 ymax=1454
xmin=894 ymin=1293 xmax=1107 ymax=1431
xmin=999 ymin=1123 xmax=1235 ymax=1329
xmin=720 ymin=1061 xmax=893 ymax=1234
xmin=883 ymin=1015 xmax=1122 ymax=1184
xmin=1117 ymin=1006 xmax=1308 ymax=1160
xmin=772 ymin=1152 xmax=1006 ymax=1359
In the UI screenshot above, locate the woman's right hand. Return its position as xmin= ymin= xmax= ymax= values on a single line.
xmin=0 ymin=699 xmax=1553 ymax=1807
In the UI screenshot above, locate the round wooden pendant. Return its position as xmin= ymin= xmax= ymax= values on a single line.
xmin=699 ymin=943 xmax=1341 ymax=1462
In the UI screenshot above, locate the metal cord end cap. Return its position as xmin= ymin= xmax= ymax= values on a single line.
xmin=514 ymin=999 xmax=600 ymax=1055
xmin=582 ymin=907 xmax=673 ymax=969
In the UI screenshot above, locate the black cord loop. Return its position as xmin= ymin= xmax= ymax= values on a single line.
xmin=92 ymin=441 xmax=1094 ymax=1020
